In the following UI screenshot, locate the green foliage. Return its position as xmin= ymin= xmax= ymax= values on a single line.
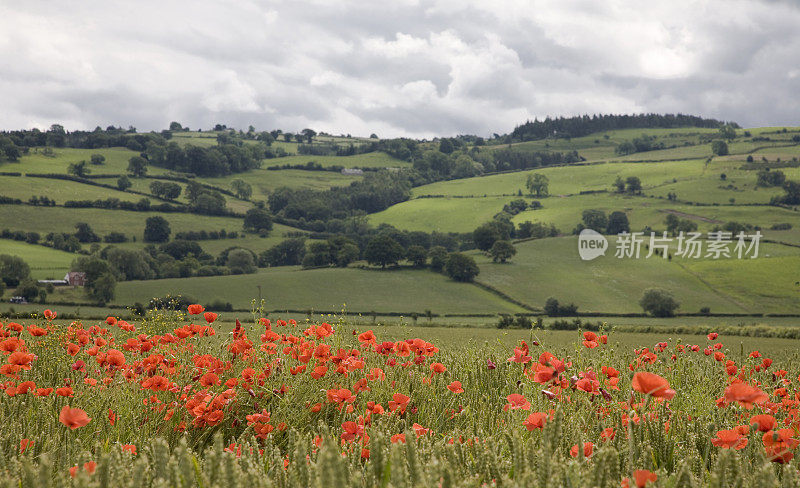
xmin=489 ymin=240 xmax=516 ymax=263
xmin=444 ymin=252 xmax=479 ymax=282
xmin=0 ymin=254 xmax=31 ymax=286
xmin=243 ymin=208 xmax=273 ymax=233
xmin=144 ymin=216 xmax=171 ymax=243
xmin=364 ymin=235 xmax=404 ymax=268
xmin=640 ymin=288 xmax=680 ymax=317
xmin=526 ymin=173 xmax=549 ymax=197
xmin=711 ymin=140 xmax=729 ymax=156
xmin=127 ymin=156 xmax=148 ymax=177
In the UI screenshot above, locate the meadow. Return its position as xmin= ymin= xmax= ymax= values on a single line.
xmin=111 ymin=267 xmax=525 ymax=315
xmin=3 ymin=305 xmax=800 ymax=486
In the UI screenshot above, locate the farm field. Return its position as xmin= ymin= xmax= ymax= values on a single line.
xmin=1 ymin=147 xmax=170 ymax=176
xmin=112 ymin=266 xmax=526 ymax=314
xmin=267 ymin=151 xmax=409 ymax=168
xmin=0 ymin=174 xmax=154 ymax=205
xmin=0 ymin=204 xmax=247 ymax=239
xmin=198 ymin=168 xmax=360 ymax=197
xmin=4 ymin=305 xmax=800 ymax=486
xmin=472 ymin=236 xmax=800 ymax=314
xmin=0 ymin=240 xmax=76 ymax=279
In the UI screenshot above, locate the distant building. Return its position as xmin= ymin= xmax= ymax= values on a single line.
xmin=64 ymin=271 xmax=87 ymax=287
xmin=38 ymin=278 xmax=68 ymax=286
xmin=9 ymin=296 xmax=27 ymax=304
xmin=341 ymin=168 xmax=363 ymax=175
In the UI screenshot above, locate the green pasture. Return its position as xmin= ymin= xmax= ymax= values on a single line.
xmin=0 ymin=175 xmax=147 ymax=204
xmin=113 ymin=266 xmax=525 ymax=315
xmin=1 ymin=147 xmax=169 ymax=176
xmin=0 ymin=240 xmax=76 ymax=279
xmin=198 ymin=168 xmax=360 ymax=198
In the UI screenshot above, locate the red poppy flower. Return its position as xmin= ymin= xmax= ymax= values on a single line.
xmin=522 ymin=412 xmax=547 ymax=430
xmin=631 ymin=372 xmax=676 ymax=399
xmin=447 ymin=381 xmax=464 ymax=393
xmin=724 ymin=382 xmax=768 ymax=409
xmin=187 ymin=304 xmax=205 ymax=315
xmin=570 ymin=442 xmax=593 ymax=458
xmin=711 ymin=428 xmax=748 ymax=449
xmin=632 ymin=470 xmax=657 ymax=487
xmin=59 ymin=406 xmax=91 ymax=430
xmin=504 ymin=394 xmax=531 ymax=411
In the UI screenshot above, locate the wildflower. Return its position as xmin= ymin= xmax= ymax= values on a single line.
xmin=43 ymin=309 xmax=56 ymax=321
xmin=763 ymin=429 xmax=800 ymax=463
xmin=522 ymin=412 xmax=547 ymax=431
xmin=187 ymin=304 xmax=205 ymax=315
xmin=20 ymin=438 xmax=33 ymax=453
xmin=724 ymin=382 xmax=768 ymax=409
xmin=122 ymin=444 xmax=136 ymax=455
xmin=203 ymin=312 xmax=218 ymax=324
xmin=631 ymin=372 xmax=676 ymax=399
xmin=388 ymin=393 xmax=411 ymax=414
xmin=430 ymin=362 xmax=446 ymax=374
xmin=447 ymin=381 xmax=464 ymax=393
xmin=412 ymin=423 xmax=431 ymax=437
xmin=750 ymin=414 xmax=777 ymax=432
xmin=504 ymin=394 xmax=531 ymax=411
xmin=570 ymin=442 xmax=593 ymax=458
xmin=711 ymin=427 xmax=748 ymax=449
xmin=59 ymin=406 xmax=91 ymax=430
xmin=391 ymin=433 xmax=406 ymax=444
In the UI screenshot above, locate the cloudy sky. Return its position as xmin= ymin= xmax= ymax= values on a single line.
xmin=1 ymin=0 xmax=799 ymax=138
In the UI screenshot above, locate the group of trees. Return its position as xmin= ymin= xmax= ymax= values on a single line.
xmin=615 ymin=134 xmax=665 ymax=155
xmin=510 ymin=114 xmax=735 ymax=141
xmin=573 ymin=209 xmax=631 ymax=235
xmin=613 ymin=176 xmax=642 ymax=194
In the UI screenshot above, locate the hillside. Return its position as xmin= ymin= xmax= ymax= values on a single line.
xmin=2 ymin=122 xmax=800 ymax=323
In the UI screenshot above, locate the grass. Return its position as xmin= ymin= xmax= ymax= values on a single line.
xmin=267 ymin=151 xmax=409 ymax=169
xmin=1 ymin=147 xmax=170 ymax=176
xmin=369 ymin=196 xmax=514 ymax=233
xmin=198 ymin=168 xmax=360 ymax=199
xmin=0 ymin=240 xmax=77 ymax=279
xmin=0 ymin=175 xmax=147 ymax=205
xmin=112 ymin=266 xmax=526 ymax=314
xmin=0 ymin=204 xmax=247 ymax=240
xmin=472 ymin=236 xmax=760 ymax=314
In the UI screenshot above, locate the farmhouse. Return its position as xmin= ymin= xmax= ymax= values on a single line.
xmin=38 ymin=272 xmax=87 ymax=287
xmin=341 ymin=168 xmax=363 ymax=175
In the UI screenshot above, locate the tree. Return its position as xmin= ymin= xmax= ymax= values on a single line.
xmin=581 ymin=209 xmax=608 ymax=233
xmin=711 ymin=140 xmax=729 ymax=156
xmin=226 ymin=249 xmax=257 ymax=274
xmin=169 ymin=121 xmax=183 ymax=131
xmin=364 ymin=235 xmax=404 ymax=268
xmin=67 ymin=160 xmax=90 ymax=177
xmin=489 ymin=240 xmax=516 ymax=263
xmin=243 ymin=208 xmax=273 ymax=233
xmin=526 ymin=173 xmax=549 ymax=197
xmin=260 ymin=239 xmax=306 ymax=267
xmin=473 ymin=220 xmax=512 ymax=251
xmin=639 ymin=288 xmax=680 ymax=317
xmin=74 ymin=223 xmax=100 ymax=243
xmin=606 ymin=211 xmax=630 ymax=234
xmin=444 ymin=253 xmax=479 ymax=282
xmin=778 ymin=180 xmax=800 ymax=205
xmin=88 ymin=273 xmax=116 ymax=305
xmin=127 ymin=156 xmax=148 ymax=177
xmin=625 ymin=176 xmax=642 ymax=194
xmin=613 ymin=176 xmax=626 ymax=193
xmin=117 ymin=175 xmax=132 ymax=191
xmin=428 ymin=246 xmax=448 ymax=271
xmin=719 ymin=124 xmax=737 ymax=141
xmin=231 ymin=179 xmax=253 ymax=200
xmin=15 ymin=278 xmax=41 ymax=302
xmin=665 ymin=214 xmax=680 ymax=235
xmin=0 ymin=254 xmax=30 ymax=286
xmin=144 ymin=216 xmax=171 ymax=243
xmin=301 ymin=128 xmax=317 ymax=143
xmin=90 ymin=154 xmax=106 ymax=165
xmin=406 ymin=245 xmax=428 ymax=267
xmin=439 ymin=138 xmax=455 ymax=154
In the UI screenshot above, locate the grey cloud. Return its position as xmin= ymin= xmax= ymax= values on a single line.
xmin=0 ymin=0 xmax=799 ymax=137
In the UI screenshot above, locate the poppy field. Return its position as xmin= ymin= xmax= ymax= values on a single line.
xmin=3 ymin=306 xmax=800 ymax=487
